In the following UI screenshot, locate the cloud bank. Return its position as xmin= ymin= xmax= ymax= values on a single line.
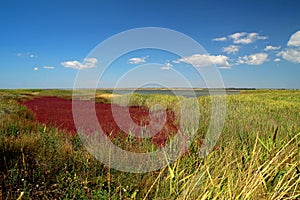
xmin=278 ymin=49 xmax=300 ymax=63
xmin=223 ymin=45 xmax=240 ymax=54
xmin=174 ymin=54 xmax=231 ymax=68
xmin=128 ymin=56 xmax=148 ymax=64
xmin=238 ymin=53 xmax=268 ymax=65
xmin=212 ymin=37 xmax=227 ymax=42
xmin=161 ymin=62 xmax=173 ymax=70
xmin=213 ymin=32 xmax=267 ymax=45
xmin=274 ymin=58 xmax=281 ymax=62
xmin=61 ymin=58 xmax=98 ymax=69
xmin=229 ymin=32 xmax=267 ymax=44
xmin=43 ymin=66 xmax=55 ymax=69
xmin=278 ymin=31 xmax=300 ymax=63
xmin=264 ymin=45 xmax=281 ymax=51
xmin=287 ymin=31 xmax=300 ymax=47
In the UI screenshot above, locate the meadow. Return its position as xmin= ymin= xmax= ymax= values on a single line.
xmin=0 ymin=89 xmax=299 ymax=199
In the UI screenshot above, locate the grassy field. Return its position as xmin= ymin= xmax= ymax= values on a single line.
xmin=0 ymin=89 xmax=299 ymax=199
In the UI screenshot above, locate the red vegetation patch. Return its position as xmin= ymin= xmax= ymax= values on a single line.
xmin=22 ymin=97 xmax=179 ymax=145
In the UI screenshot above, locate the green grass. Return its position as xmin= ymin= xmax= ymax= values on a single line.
xmin=0 ymin=89 xmax=299 ymax=199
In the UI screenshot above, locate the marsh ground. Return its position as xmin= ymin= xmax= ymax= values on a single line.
xmin=0 ymin=89 xmax=299 ymax=199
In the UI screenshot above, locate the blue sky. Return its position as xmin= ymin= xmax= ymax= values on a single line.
xmin=0 ymin=0 xmax=300 ymax=89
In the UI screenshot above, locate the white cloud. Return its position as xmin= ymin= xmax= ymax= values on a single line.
xmin=34 ymin=67 xmax=39 ymax=71
xmin=237 ymin=53 xmax=268 ymax=65
xmin=223 ymin=45 xmax=240 ymax=54
xmin=29 ymin=54 xmax=37 ymax=58
xmin=287 ymin=31 xmax=300 ymax=47
xmin=43 ymin=66 xmax=55 ymax=69
xmin=174 ymin=54 xmax=231 ymax=68
xmin=277 ymin=31 xmax=300 ymax=63
xmin=212 ymin=37 xmax=227 ymax=42
xmin=17 ymin=52 xmax=37 ymax=58
xmin=161 ymin=62 xmax=173 ymax=70
xmin=264 ymin=45 xmax=281 ymax=51
xmin=229 ymin=32 xmax=267 ymax=44
xmin=128 ymin=56 xmax=148 ymax=64
xmin=257 ymin=35 xmax=268 ymax=40
xmin=274 ymin=58 xmax=281 ymax=62
xmin=229 ymin=32 xmax=247 ymax=40
xmin=278 ymin=48 xmax=300 ymax=63
xmin=61 ymin=58 xmax=98 ymax=69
